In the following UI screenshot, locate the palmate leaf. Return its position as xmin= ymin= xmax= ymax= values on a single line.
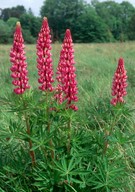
xmin=53 ymin=155 xmax=88 ymax=188
xmin=33 ymin=161 xmax=54 ymax=191
xmin=54 ymin=156 xmax=81 ymax=176
xmin=87 ymin=156 xmax=127 ymax=191
xmin=0 ymin=119 xmax=26 ymax=141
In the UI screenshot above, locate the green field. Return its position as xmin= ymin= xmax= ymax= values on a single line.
xmin=1 ymin=42 xmax=135 ymax=102
xmin=0 ymin=43 xmax=135 ymax=191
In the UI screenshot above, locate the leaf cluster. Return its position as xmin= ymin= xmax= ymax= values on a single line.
xmin=0 ymin=87 xmax=135 ymax=191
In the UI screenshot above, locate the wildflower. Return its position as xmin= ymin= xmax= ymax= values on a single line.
xmin=111 ymin=58 xmax=128 ymax=105
xmin=37 ymin=17 xmax=54 ymax=91
xmin=10 ymin=22 xmax=30 ymax=94
xmin=56 ymin=29 xmax=78 ymax=110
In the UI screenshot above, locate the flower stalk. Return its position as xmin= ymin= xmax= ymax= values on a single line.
xmin=56 ymin=29 xmax=78 ymax=110
xmin=10 ymin=22 xmax=35 ymax=165
xmin=10 ymin=22 xmax=30 ymax=94
xmin=37 ymin=17 xmax=54 ymax=92
xmin=37 ymin=17 xmax=54 ymax=159
xmin=56 ymin=29 xmax=78 ymax=153
xmin=104 ymin=58 xmax=128 ymax=155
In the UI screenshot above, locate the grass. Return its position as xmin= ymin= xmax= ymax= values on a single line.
xmin=0 ymin=42 xmax=135 ymax=191
xmin=1 ymin=42 xmax=135 ymax=103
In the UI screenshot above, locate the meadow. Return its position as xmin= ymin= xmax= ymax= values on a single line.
xmin=0 ymin=42 xmax=135 ymax=191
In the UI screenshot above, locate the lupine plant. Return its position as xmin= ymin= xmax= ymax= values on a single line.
xmin=0 ymin=18 xmax=134 ymax=192
xmin=10 ymin=21 xmax=36 ymax=166
xmin=56 ymin=29 xmax=78 ymax=153
xmin=36 ymin=17 xmax=55 ymax=159
xmin=103 ymin=58 xmax=128 ymax=155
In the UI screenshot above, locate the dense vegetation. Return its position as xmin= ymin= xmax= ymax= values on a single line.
xmin=0 ymin=42 xmax=135 ymax=191
xmin=0 ymin=1 xmax=135 ymax=191
xmin=1 ymin=0 xmax=135 ymax=43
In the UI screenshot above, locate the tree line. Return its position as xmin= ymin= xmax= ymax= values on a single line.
xmin=0 ymin=0 xmax=135 ymax=43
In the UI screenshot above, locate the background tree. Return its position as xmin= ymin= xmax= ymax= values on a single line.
xmin=0 ymin=19 xmax=12 ymax=43
xmin=0 ymin=6 xmax=26 ymax=21
xmin=0 ymin=0 xmax=135 ymax=43
xmin=74 ymin=5 xmax=112 ymax=42
xmin=128 ymin=13 xmax=135 ymax=40
xmin=19 ymin=14 xmax=41 ymax=43
xmin=0 ymin=8 xmax=11 ymax=21
xmin=6 ymin=17 xmax=18 ymax=39
xmin=119 ymin=1 xmax=135 ymax=41
xmin=93 ymin=0 xmax=135 ymax=41
xmin=40 ymin=0 xmax=86 ymax=41
xmin=20 ymin=13 xmax=41 ymax=38
xmin=7 ymin=17 xmax=18 ymax=28
xmin=94 ymin=1 xmax=122 ymax=40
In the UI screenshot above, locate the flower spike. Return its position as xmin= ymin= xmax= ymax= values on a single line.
xmin=10 ymin=22 xmax=30 ymax=94
xmin=111 ymin=58 xmax=128 ymax=106
xmin=56 ymin=29 xmax=78 ymax=110
xmin=37 ymin=17 xmax=54 ymax=91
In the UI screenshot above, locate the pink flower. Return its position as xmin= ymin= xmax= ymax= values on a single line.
xmin=111 ymin=58 xmax=128 ymax=106
xmin=10 ymin=22 xmax=30 ymax=94
xmin=37 ymin=17 xmax=54 ymax=91
xmin=56 ymin=29 xmax=78 ymax=111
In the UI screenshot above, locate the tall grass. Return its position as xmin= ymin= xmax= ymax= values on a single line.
xmin=1 ymin=42 xmax=135 ymax=103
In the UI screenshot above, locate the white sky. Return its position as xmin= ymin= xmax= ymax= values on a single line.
xmin=0 ymin=0 xmax=135 ymax=16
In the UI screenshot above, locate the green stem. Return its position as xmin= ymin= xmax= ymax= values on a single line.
xmin=46 ymin=92 xmax=55 ymax=159
xmin=22 ymin=97 xmax=35 ymax=166
xmin=103 ymin=109 xmax=121 ymax=155
xmin=25 ymin=114 xmax=36 ymax=166
xmin=103 ymin=130 xmax=109 ymax=155
xmin=67 ymin=117 xmax=71 ymax=154
xmin=47 ymin=121 xmax=55 ymax=159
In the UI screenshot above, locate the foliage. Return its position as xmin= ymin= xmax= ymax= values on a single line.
xmin=40 ymin=0 xmax=135 ymax=42
xmin=20 ymin=14 xmax=41 ymax=38
xmin=40 ymin=0 xmax=85 ymax=41
xmin=93 ymin=0 xmax=135 ymax=41
xmin=0 ymin=20 xmax=12 ymax=43
xmin=7 ymin=17 xmax=18 ymax=28
xmin=74 ymin=6 xmax=111 ymax=42
xmin=0 ymin=5 xmax=26 ymax=21
xmin=128 ymin=12 xmax=135 ymax=40
xmin=0 ymin=0 xmax=135 ymax=43
xmin=0 ymin=42 xmax=135 ymax=191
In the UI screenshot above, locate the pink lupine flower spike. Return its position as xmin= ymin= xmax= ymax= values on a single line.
xmin=10 ymin=22 xmax=30 ymax=94
xmin=111 ymin=58 xmax=128 ymax=106
xmin=37 ymin=17 xmax=54 ymax=92
xmin=56 ymin=29 xmax=78 ymax=111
